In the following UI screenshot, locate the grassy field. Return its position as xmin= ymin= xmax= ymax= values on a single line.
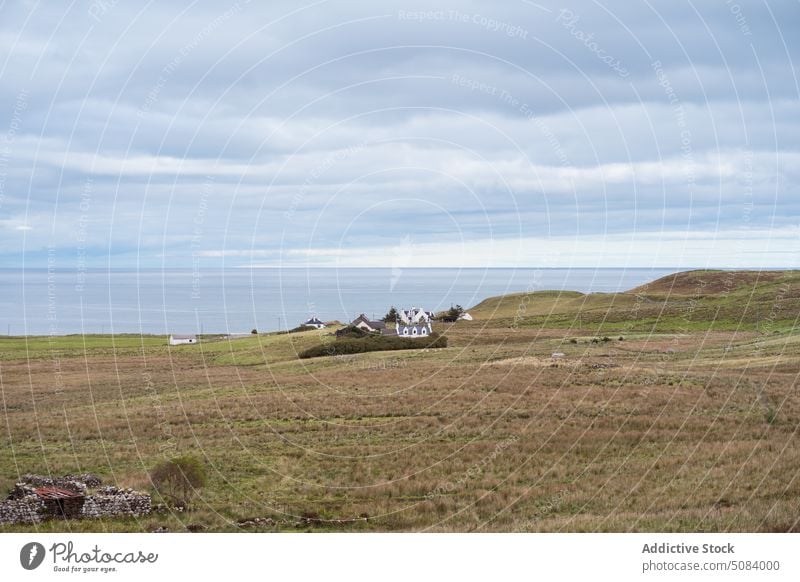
xmin=1 ymin=269 xmax=799 ymax=532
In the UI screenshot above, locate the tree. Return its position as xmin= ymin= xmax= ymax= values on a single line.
xmin=446 ymin=304 xmax=464 ymax=320
xmin=251 ymin=328 xmax=258 ymax=335
xmin=150 ymin=455 xmax=207 ymax=508
xmin=383 ymin=306 xmax=398 ymax=323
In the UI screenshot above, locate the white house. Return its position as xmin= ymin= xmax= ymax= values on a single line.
xmin=459 ymin=312 xmax=474 ymax=321
xmin=301 ymin=316 xmax=326 ymax=329
xmin=169 ymin=334 xmax=198 ymax=346
xmin=396 ymin=307 xmax=433 ymax=338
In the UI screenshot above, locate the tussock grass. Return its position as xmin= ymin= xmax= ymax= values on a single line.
xmin=1 ymin=271 xmax=799 ymax=532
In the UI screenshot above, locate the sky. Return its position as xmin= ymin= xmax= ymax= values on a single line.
xmin=0 ymin=0 xmax=798 ymax=269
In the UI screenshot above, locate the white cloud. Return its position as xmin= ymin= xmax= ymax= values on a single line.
xmin=0 ymin=219 xmax=34 ymax=232
xmin=235 ymin=226 xmax=800 ymax=269
xmin=0 ymin=1 xmax=797 ymax=268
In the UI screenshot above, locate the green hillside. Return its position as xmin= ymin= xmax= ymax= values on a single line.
xmin=1 ymin=270 xmax=799 ymax=534
xmin=468 ymin=270 xmax=800 ymax=333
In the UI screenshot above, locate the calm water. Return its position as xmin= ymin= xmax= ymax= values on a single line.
xmin=0 ymin=268 xmax=679 ymax=336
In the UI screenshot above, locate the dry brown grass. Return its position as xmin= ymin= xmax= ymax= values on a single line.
xmin=1 ymin=279 xmax=799 ymax=533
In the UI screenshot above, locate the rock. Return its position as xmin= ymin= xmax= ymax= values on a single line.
xmin=588 ymin=362 xmax=619 ymax=369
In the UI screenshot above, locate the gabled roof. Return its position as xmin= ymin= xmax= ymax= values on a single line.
xmin=399 ymin=307 xmax=432 ymax=324
xmin=303 ymin=317 xmax=324 ymax=325
xmin=352 ymin=314 xmax=386 ymax=330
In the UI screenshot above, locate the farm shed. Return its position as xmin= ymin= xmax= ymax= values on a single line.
xmin=34 ymin=487 xmax=85 ymax=519
xmin=169 ymin=334 xmax=198 ymax=346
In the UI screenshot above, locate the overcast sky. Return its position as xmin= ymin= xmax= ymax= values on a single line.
xmin=1 ymin=0 xmax=798 ymax=269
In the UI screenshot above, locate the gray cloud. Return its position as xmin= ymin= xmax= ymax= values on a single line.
xmin=0 ymin=0 xmax=797 ymax=267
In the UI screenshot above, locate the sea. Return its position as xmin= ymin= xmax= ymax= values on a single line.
xmin=0 ymin=267 xmax=680 ymax=336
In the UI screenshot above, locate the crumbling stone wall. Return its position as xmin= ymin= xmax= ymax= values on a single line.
xmin=1 ymin=475 xmax=151 ymax=526
xmin=7 ymin=483 xmax=36 ymax=500
xmin=16 ymin=473 xmax=102 ymax=494
xmin=69 ymin=474 xmax=103 ymax=488
xmin=81 ymin=487 xmax=152 ymax=519
xmin=0 ymin=495 xmax=45 ymax=525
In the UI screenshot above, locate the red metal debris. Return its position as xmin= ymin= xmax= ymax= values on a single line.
xmin=33 ymin=486 xmax=82 ymax=500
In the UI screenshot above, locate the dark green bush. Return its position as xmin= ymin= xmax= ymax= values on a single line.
xmin=299 ymin=332 xmax=447 ymax=359
xmin=334 ymin=325 xmax=370 ymax=339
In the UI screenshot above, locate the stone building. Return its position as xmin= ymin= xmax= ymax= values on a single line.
xmin=0 ymin=474 xmax=151 ymax=526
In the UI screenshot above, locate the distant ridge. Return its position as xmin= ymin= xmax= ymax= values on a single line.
xmin=626 ymin=269 xmax=796 ymax=296
xmin=467 ymin=269 xmax=800 ymax=331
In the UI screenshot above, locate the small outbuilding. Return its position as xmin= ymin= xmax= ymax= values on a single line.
xmin=34 ymin=487 xmax=85 ymax=520
xmin=169 ymin=334 xmax=198 ymax=346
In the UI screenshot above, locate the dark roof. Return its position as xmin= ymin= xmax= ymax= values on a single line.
xmin=399 ymin=308 xmax=434 ymax=322
xmin=304 ymin=317 xmax=324 ymax=325
xmin=34 ymin=486 xmax=83 ymax=500
xmin=352 ymin=314 xmax=386 ymax=329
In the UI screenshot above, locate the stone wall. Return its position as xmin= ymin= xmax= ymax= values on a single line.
xmin=7 ymin=483 xmax=36 ymax=500
xmin=16 ymin=473 xmax=102 ymax=494
xmin=0 ymin=495 xmax=45 ymax=525
xmin=1 ymin=475 xmax=151 ymax=526
xmin=81 ymin=487 xmax=152 ymax=519
xmin=65 ymin=473 xmax=103 ymax=488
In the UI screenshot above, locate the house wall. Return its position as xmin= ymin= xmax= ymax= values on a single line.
xmin=42 ymin=497 xmax=85 ymax=520
xmin=397 ymin=324 xmax=431 ymax=338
